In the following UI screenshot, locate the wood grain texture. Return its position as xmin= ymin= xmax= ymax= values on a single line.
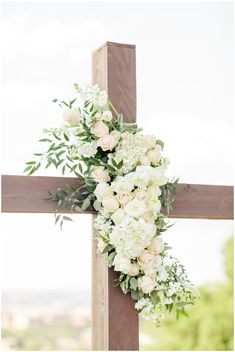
xmin=92 ymin=42 xmax=139 ymax=351
xmin=91 ymin=214 xmax=108 ymax=350
xmin=2 ymin=175 xmax=233 ymax=220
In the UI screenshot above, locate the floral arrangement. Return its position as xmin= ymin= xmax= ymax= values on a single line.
xmin=25 ymin=84 xmax=199 ymax=326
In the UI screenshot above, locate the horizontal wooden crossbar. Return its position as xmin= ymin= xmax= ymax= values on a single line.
xmin=1 ymin=175 xmax=233 ymax=219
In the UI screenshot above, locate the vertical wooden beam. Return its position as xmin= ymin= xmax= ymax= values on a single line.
xmin=92 ymin=42 xmax=139 ymax=350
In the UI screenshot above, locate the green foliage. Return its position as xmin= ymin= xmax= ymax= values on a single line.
xmin=140 ymin=236 xmax=234 ymax=351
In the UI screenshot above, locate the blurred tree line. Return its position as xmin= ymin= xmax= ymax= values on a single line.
xmin=141 ymin=236 xmax=234 ymax=350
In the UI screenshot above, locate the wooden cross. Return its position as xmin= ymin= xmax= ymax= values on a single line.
xmin=1 ymin=42 xmax=233 ymax=351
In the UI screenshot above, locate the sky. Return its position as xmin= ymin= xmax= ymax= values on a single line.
xmin=1 ymin=1 xmax=233 ymax=292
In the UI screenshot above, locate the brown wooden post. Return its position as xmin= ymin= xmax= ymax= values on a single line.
xmin=91 ymin=42 xmax=139 ymax=350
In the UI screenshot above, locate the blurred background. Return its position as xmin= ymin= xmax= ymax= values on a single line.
xmin=1 ymin=1 xmax=233 ymax=350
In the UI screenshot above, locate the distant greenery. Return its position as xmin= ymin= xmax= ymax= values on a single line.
xmin=140 ymin=236 xmax=234 ymax=351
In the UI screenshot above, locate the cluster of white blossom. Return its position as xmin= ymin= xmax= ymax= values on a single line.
xmin=28 ymin=84 xmax=198 ymax=326
xmin=108 ymin=132 xmax=163 ymax=174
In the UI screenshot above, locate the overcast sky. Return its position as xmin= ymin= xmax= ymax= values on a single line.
xmin=1 ymin=1 xmax=233 ymax=292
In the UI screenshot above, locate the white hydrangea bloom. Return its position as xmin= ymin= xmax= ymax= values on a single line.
xmin=77 ymin=141 xmax=98 ymax=157
xmin=109 ymin=218 xmax=156 ymax=259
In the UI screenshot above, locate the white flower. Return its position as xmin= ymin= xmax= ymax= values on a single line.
xmin=77 ymin=142 xmax=98 ymax=157
xmin=97 ymin=134 xmax=117 ymax=151
xmin=138 ymin=250 xmax=156 ymax=275
xmin=92 ymin=166 xmax=110 ymax=183
xmin=140 ymin=156 xmax=151 ymax=166
xmin=109 ymin=218 xmax=156 ymax=259
xmin=102 ymin=196 xmax=119 ymax=213
xmin=117 ymin=193 xmax=132 ymax=206
xmin=63 ymin=108 xmax=81 ymax=126
xmin=113 ymin=255 xmax=132 ymax=274
xmin=147 ymin=237 xmax=165 ymax=254
xmin=138 ymin=275 xmax=155 ymax=294
xmin=94 ymin=182 xmax=113 ymax=202
xmin=124 ymin=199 xmax=147 ymax=218
xmin=147 ymin=148 xmax=161 ymax=165
xmin=143 ymin=135 xmax=156 ymax=149
xmin=91 ymin=121 xmax=109 ymax=137
xmin=128 ymin=263 xmax=139 ymax=276
xmin=102 ymin=110 xmax=113 ymax=121
xmin=135 ymin=297 xmax=151 ymax=310
xmin=111 ymin=208 xmax=126 ymax=225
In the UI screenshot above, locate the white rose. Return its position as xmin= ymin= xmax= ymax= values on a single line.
xmin=138 ymin=275 xmax=155 ymax=294
xmin=136 ymin=191 xmax=148 ymax=203
xmin=110 ymin=130 xmax=121 ymax=143
xmin=114 ymin=255 xmax=132 ymax=274
xmin=128 ymin=263 xmax=139 ymax=276
xmin=147 ymin=148 xmax=161 ymax=165
xmin=97 ymin=134 xmax=116 ymax=151
xmin=63 ymin=108 xmax=81 ymax=126
xmin=102 ymin=196 xmax=119 ymax=213
xmin=124 ymin=199 xmax=147 ymax=218
xmin=138 ymin=250 xmax=156 ymax=274
xmin=143 ymin=135 xmax=156 ymax=149
xmin=111 ymin=208 xmax=126 ymax=224
xmin=102 ymin=110 xmax=113 ymax=121
xmin=140 ymin=156 xmax=151 ymax=166
xmin=91 ymin=121 xmax=109 ymax=137
xmin=141 ymin=212 xmax=153 ymax=222
xmin=92 ymin=166 xmax=110 ymax=183
xmin=117 ymin=193 xmax=132 ymax=206
xmin=94 ymin=182 xmax=113 ymax=202
xmin=147 ymin=237 xmax=165 ymax=254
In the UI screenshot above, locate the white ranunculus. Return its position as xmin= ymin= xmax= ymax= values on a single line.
xmin=92 ymin=166 xmax=110 ymax=183
xmin=111 ymin=208 xmax=126 ymax=225
xmin=91 ymin=121 xmax=109 ymax=137
xmin=102 ymin=110 xmax=113 ymax=121
xmin=143 ymin=135 xmax=156 ymax=149
xmin=114 ymin=255 xmax=132 ymax=274
xmin=147 ymin=237 xmax=165 ymax=254
xmin=94 ymin=182 xmax=113 ymax=202
xmin=97 ymin=134 xmax=117 ymax=151
xmin=63 ymin=108 xmax=81 ymax=126
xmin=124 ymin=199 xmax=147 ymax=218
xmin=138 ymin=275 xmax=156 ymax=294
xmin=102 ymin=196 xmax=119 ymax=213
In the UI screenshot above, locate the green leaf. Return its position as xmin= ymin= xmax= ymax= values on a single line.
xmin=26 ymin=161 xmax=36 ymax=165
xmin=130 ymin=277 xmax=138 ymax=290
xmin=156 ymin=139 xmax=164 ymax=149
xmin=81 ymin=197 xmax=90 ymax=211
xmin=102 ymin=244 xmax=113 ymax=254
xmin=63 ymin=216 xmax=73 ymax=222
xmin=39 ymin=138 xmax=52 ymax=142
xmin=63 ymin=133 xmax=69 ymax=141
xmin=131 ymin=290 xmax=139 ymax=301
xmin=150 ymin=291 xmax=159 ymax=306
xmin=93 ymin=200 xmax=101 ymax=211
xmin=52 ymin=99 xmax=58 ymax=103
xmin=108 ymin=252 xmax=116 ymax=267
xmin=62 ymin=165 xmax=66 ymax=175
xmin=23 ymin=165 xmax=32 ymax=173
